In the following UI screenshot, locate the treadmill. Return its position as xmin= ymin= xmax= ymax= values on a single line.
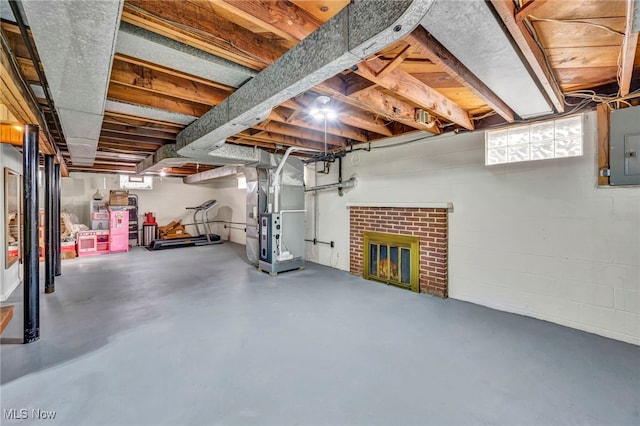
xmin=149 ymin=199 xmax=223 ymax=250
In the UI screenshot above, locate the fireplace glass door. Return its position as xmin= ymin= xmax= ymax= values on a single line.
xmin=363 ymin=232 xmax=419 ymax=292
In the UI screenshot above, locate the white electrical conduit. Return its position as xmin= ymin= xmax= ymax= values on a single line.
xmin=271 ymin=146 xmax=319 ymax=213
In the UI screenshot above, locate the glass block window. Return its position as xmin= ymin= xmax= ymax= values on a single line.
xmin=486 ymin=115 xmax=583 ymax=165
xmin=119 ymin=175 xmax=153 ymax=190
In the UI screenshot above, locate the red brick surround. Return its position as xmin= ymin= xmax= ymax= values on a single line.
xmin=349 ymin=207 xmax=448 ymax=298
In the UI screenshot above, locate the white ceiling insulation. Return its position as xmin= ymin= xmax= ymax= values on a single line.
xmin=0 ymin=0 xmax=16 ymax=22
xmin=21 ymin=0 xmax=123 ymax=166
xmin=420 ymin=0 xmax=554 ymax=119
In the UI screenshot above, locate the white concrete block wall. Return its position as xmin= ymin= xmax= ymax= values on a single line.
xmin=304 ymin=111 xmax=640 ymax=345
xmin=1 ymin=144 xmax=23 ymax=301
xmin=61 ymin=173 xmax=247 ymax=245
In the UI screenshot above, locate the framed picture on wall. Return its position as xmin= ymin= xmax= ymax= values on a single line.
xmin=4 ymin=167 xmax=21 ymax=269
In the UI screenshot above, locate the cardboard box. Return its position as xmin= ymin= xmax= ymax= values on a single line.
xmin=109 ymin=190 xmax=129 ymax=206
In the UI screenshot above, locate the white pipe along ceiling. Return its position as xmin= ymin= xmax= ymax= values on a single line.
xmin=21 ymin=0 xmax=124 ymax=166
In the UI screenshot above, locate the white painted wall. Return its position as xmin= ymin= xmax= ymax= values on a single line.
xmin=1 ymin=144 xmax=23 ymax=301
xmin=61 ymin=173 xmax=247 ymax=244
xmin=304 ymin=112 xmax=640 ymax=345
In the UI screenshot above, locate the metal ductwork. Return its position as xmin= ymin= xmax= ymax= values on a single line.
xmin=176 ymin=0 xmax=436 ymax=159
xmin=420 ymin=1 xmax=553 ymax=119
xmin=21 ymin=0 xmax=123 ymax=166
xmin=136 ymin=143 xmax=280 ymax=175
xmin=116 ymin=22 xmax=255 ymax=89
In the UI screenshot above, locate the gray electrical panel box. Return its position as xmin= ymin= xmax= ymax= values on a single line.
xmin=610 ymin=106 xmax=640 ymax=185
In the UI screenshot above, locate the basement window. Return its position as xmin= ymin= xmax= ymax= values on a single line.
xmin=485 ymin=115 xmax=583 ymax=165
xmin=119 ymin=175 xmax=153 ymax=190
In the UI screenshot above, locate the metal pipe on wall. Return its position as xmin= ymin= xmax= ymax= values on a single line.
xmin=305 ymin=177 xmax=357 ymax=193
xmin=54 ymin=162 xmax=61 ymax=276
xmin=23 ymin=124 xmax=40 ymax=343
xmin=44 ymin=154 xmax=55 ymax=293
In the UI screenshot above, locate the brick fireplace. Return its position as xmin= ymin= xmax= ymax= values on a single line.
xmin=349 ymin=204 xmax=450 ymax=298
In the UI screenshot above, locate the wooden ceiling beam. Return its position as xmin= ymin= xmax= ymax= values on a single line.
xmin=314 ymin=77 xmax=440 ymax=136
xmin=100 ymin=129 xmax=172 ymax=146
xmin=122 ymin=1 xmax=287 ymax=70
xmin=376 ymin=44 xmax=414 ymax=79
xmin=355 ymin=58 xmax=473 ymax=130
xmin=289 ymin=0 xmax=350 ymax=22
xmin=213 ymin=0 xmax=322 ymax=44
xmin=98 ymin=138 xmax=162 ymax=152
xmin=107 ymin=83 xmax=209 ymax=117
xmin=110 ymin=59 xmax=229 ymax=106
xmin=349 ymin=87 xmax=441 ymax=134
xmin=238 ymin=129 xmax=327 ymax=151
xmin=515 ymin=0 xmax=549 ymax=23
xmin=101 ymin=122 xmax=177 ymax=141
xmin=283 ymin=94 xmax=393 ymax=137
xmin=404 ymin=27 xmax=516 ymax=122
xmin=269 ymin=108 xmax=369 ymax=142
xmin=114 ymin=53 xmax=234 ymax=92
xmin=103 ymin=111 xmax=185 ymax=131
xmin=620 ymin=0 xmax=638 ymax=96
xmin=490 ymin=0 xmax=565 ymax=112
xmin=252 ymin=120 xmax=346 ymax=147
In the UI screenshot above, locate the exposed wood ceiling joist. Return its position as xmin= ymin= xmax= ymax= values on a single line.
xmin=4 ymin=0 xmax=636 ymax=176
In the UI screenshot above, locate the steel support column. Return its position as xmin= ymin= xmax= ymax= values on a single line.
xmin=54 ymin=162 xmax=61 ymax=276
xmin=44 ymin=154 xmax=55 ymax=293
xmin=23 ymin=124 xmax=40 ymax=343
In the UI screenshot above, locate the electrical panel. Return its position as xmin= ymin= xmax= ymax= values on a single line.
xmin=610 ymin=106 xmax=640 ymax=185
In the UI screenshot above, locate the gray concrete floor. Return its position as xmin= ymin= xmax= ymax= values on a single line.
xmin=1 ymin=243 xmax=638 ymax=426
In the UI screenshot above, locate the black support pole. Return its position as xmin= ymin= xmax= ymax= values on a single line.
xmin=23 ymin=124 xmax=40 ymax=344
xmin=44 ymin=154 xmax=55 ymax=293
xmin=54 ymin=162 xmax=61 ymax=276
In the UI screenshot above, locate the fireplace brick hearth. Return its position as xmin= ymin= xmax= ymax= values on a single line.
xmin=349 ymin=206 xmax=449 ymax=298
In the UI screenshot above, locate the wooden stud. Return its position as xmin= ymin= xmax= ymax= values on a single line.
xmin=404 ymin=27 xmax=516 ymax=122
xmin=515 ymin=0 xmax=549 ymax=23
xmin=620 ymin=0 xmax=638 ymax=96
xmin=107 ymin=83 xmax=210 ymax=117
xmin=215 ymin=0 xmax=322 ymax=44
xmin=269 ymin=108 xmax=369 ymax=142
xmin=490 ymin=0 xmax=565 ymax=113
xmin=114 ymin=53 xmax=234 ymax=92
xmin=110 ymin=58 xmax=230 ymax=106
xmin=356 ymin=59 xmax=472 ymax=129
xmin=315 ymin=81 xmax=435 ymax=134
xmin=122 ymin=1 xmax=287 ymax=70
xmin=376 ymin=44 xmax=414 ymax=78
xmin=597 ymin=103 xmax=610 ymax=186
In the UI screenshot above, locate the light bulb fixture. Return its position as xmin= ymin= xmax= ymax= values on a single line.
xmin=310 ymin=95 xmax=336 ymax=120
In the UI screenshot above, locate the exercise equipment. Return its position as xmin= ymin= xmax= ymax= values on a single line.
xmin=149 ymin=200 xmax=222 ymax=250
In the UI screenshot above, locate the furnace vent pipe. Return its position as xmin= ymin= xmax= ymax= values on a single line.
xmin=272 ymin=146 xmax=319 ymax=213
